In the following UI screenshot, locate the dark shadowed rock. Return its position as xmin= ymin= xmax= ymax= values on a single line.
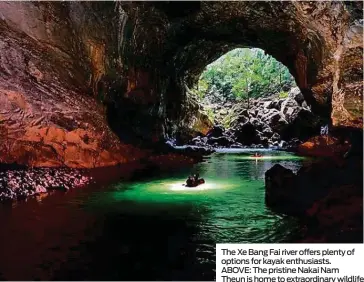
xmin=230 ymin=115 xmax=250 ymax=128
xmin=265 ymin=164 xmax=297 ymax=213
xmin=260 ymin=137 xmax=269 ymax=148
xmin=271 ymin=132 xmax=281 ymax=142
xmin=279 ymin=140 xmax=287 ymax=148
xmin=234 ymin=122 xmax=260 ymax=146
xmin=262 ymin=127 xmax=274 ymax=138
xmin=265 ymin=158 xmax=363 ymax=223
xmin=206 ymin=125 xmax=225 ymax=138
xmin=230 ymin=142 xmax=243 ymax=148
xmin=249 ymin=117 xmax=264 ymax=131
xmin=304 ymin=183 xmax=363 ymax=242
xmin=207 ymin=136 xmax=233 ymax=147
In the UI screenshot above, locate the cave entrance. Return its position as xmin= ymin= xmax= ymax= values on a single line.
xmin=194 ymin=48 xmax=299 ymax=126
xmin=178 ymin=48 xmax=322 ymax=149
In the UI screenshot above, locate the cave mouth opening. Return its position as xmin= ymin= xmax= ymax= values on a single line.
xmin=176 ymin=48 xmax=323 ymax=149
xmin=192 ymin=48 xmax=299 ymax=126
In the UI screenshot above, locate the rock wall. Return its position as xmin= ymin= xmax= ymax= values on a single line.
xmin=265 ymin=158 xmax=363 ymax=242
xmin=0 ymin=1 xmax=362 ymax=167
xmin=331 ymin=2 xmax=363 ymax=129
xmin=0 ymin=2 xmax=147 ymax=168
xmin=116 ymin=2 xmax=363 ymax=135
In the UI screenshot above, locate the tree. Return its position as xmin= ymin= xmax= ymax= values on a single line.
xmin=197 ymin=48 xmax=296 ymax=102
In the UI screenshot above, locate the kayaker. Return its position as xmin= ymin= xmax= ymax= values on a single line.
xmin=193 ymin=173 xmax=200 ymax=182
xmin=186 ymin=175 xmax=195 ymax=187
xmin=185 ymin=173 xmax=205 ymax=187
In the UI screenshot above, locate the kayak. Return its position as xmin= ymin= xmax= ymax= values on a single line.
xmin=183 ymin=178 xmax=205 ymax=187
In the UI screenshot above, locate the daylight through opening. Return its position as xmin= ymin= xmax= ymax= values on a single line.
xmin=179 ymin=48 xmax=322 ymax=149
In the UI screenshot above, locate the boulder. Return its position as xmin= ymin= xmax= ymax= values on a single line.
xmin=270 ymin=100 xmax=281 ymax=110
xmin=280 ymin=97 xmax=300 ymax=117
xmin=234 ymin=122 xmax=260 ymax=145
xmin=271 ymin=132 xmax=281 ymax=142
xmin=260 ymin=109 xmax=288 ymax=132
xmin=206 ymin=125 xmax=225 ymax=138
xmin=262 ymin=127 xmax=274 ymax=138
xmin=279 ymin=140 xmax=287 ymax=148
xmin=250 ymin=117 xmax=264 ymax=131
xmin=265 ymin=157 xmax=363 ymax=217
xmin=248 ymin=110 xmax=256 ymax=117
xmin=263 ymin=101 xmax=274 ymax=109
xmin=230 ymin=115 xmax=250 ymax=128
xmin=281 ymin=108 xmax=320 ymax=140
xmin=288 ymin=87 xmax=305 ymax=105
xmin=207 ymin=136 xmax=234 ymax=147
xmin=230 ymin=142 xmax=243 ymax=148
xmin=260 ymin=137 xmax=269 ymax=147
xmin=224 ymin=128 xmax=236 ymax=138
xmin=265 ymin=164 xmax=297 ymax=213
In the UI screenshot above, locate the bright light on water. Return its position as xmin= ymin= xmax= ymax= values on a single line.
xmin=169 ymin=181 xmax=222 ymax=191
xmin=237 ymin=155 xmax=305 ymax=160
xmin=0 ymin=149 xmax=313 ymax=282
xmin=112 ymin=177 xmax=235 ymax=203
xmin=109 ymin=150 xmax=309 ymax=204
xmin=90 ymin=149 xmax=310 ymax=245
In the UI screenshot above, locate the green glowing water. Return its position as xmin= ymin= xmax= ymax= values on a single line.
xmin=90 ymin=149 xmax=308 ymax=243
xmin=0 ymin=149 xmax=310 ymax=280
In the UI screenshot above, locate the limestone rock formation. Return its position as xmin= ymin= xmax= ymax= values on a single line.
xmin=0 ymin=2 xmax=149 ymax=168
xmin=265 ymin=157 xmax=363 ymax=242
xmin=184 ymin=87 xmax=322 ymax=149
xmin=0 ymin=1 xmax=362 ymax=167
xmin=265 ymin=164 xmax=297 ymax=213
xmin=175 ymin=91 xmax=213 ymax=144
xmin=297 ymin=135 xmax=350 ymax=158
xmin=265 ymin=158 xmax=363 ymax=216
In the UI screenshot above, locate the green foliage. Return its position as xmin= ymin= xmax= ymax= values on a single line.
xmin=222 ymin=113 xmax=233 ymax=129
xmin=204 ymin=107 xmax=215 ymax=122
xmin=198 ymin=48 xmax=296 ymax=101
xmin=196 ymin=79 xmax=209 ymax=99
xmin=279 ymin=91 xmax=289 ymax=98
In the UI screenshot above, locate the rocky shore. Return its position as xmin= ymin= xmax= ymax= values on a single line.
xmin=0 ymin=168 xmax=92 ymax=202
xmin=0 ymin=144 xmax=215 ymax=203
xmin=179 ymin=87 xmax=321 ymax=151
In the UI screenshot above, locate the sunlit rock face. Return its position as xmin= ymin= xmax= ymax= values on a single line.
xmin=331 ymin=2 xmax=363 ymax=129
xmin=0 ymin=2 xmax=147 ymax=168
xmin=0 ymin=1 xmax=362 ymax=167
xmin=297 ymin=135 xmax=350 ymax=158
xmin=175 ymin=92 xmax=214 ymax=144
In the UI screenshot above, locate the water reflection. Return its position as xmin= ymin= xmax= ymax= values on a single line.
xmin=0 ymin=150 xmax=309 ymax=280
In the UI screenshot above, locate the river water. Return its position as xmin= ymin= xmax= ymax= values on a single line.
xmin=0 ymin=149 xmax=310 ymax=280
